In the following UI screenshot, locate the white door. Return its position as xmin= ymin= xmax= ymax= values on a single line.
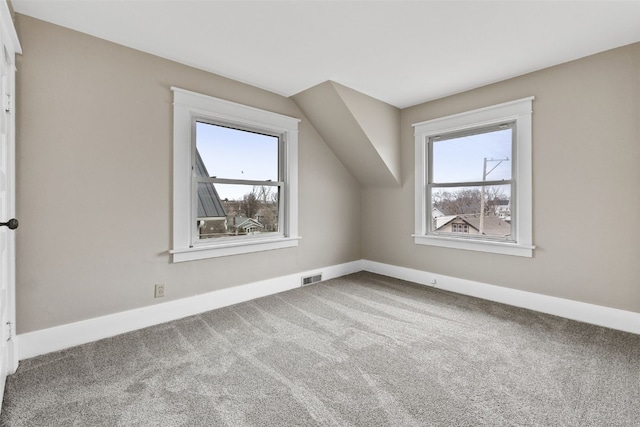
xmin=0 ymin=1 xmax=20 ymax=404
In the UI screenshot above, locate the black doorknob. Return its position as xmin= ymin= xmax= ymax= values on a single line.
xmin=0 ymin=218 xmax=18 ymax=230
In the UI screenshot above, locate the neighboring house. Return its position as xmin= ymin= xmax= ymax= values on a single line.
xmin=431 ymin=207 xmax=451 ymax=230
xmin=432 ymin=207 xmax=445 ymax=218
xmin=435 ymin=214 xmax=511 ymax=237
xmin=226 ymin=214 xmax=265 ymax=235
xmin=234 ymin=218 xmax=264 ymax=235
xmin=434 ymin=214 xmax=458 ymax=231
xmin=494 ymin=200 xmax=511 ymax=221
xmin=195 ymin=151 xmax=228 ymax=237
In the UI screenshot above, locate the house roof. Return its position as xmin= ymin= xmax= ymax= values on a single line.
xmin=432 ymin=207 xmax=445 ymax=218
xmin=235 ymin=218 xmax=264 ymax=231
xmin=459 ymin=214 xmax=511 ymax=237
xmin=435 ymin=215 xmax=457 ymax=230
xmin=195 ymin=151 xmax=226 ymax=219
xmin=435 ymin=214 xmax=511 ymax=237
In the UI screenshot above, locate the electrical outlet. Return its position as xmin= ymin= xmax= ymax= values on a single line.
xmin=154 ymin=284 xmax=165 ymax=298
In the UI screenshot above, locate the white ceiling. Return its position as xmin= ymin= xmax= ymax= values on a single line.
xmin=12 ymin=1 xmax=640 ymax=108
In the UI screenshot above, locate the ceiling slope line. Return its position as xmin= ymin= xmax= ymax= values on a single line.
xmin=292 ymin=81 xmax=401 ymax=188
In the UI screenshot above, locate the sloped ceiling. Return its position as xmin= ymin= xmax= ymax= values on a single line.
xmin=293 ymin=81 xmax=400 ymax=188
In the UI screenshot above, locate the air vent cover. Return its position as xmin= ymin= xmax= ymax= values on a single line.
xmin=301 ymin=274 xmax=322 ymax=286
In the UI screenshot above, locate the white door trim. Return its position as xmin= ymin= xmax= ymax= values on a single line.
xmin=0 ymin=0 xmax=22 ymax=402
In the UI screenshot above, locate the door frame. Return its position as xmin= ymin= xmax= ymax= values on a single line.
xmin=0 ymin=0 xmax=22 ymax=399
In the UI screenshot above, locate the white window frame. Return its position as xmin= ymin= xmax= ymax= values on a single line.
xmin=170 ymin=87 xmax=300 ymax=262
xmin=413 ymin=97 xmax=534 ymax=257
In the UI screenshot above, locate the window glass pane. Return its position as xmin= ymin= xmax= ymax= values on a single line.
xmin=431 ymin=184 xmax=511 ymax=238
xmin=196 ymin=121 xmax=278 ymax=181
xmin=432 ymin=128 xmax=512 ymax=183
xmin=196 ymin=183 xmax=279 ymax=240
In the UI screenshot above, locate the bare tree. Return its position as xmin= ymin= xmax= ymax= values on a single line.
xmin=257 ymin=186 xmax=279 ymax=231
xmin=238 ymin=186 xmax=280 ymax=231
xmin=484 ymin=186 xmax=508 ymax=215
xmin=256 ymin=185 xmax=271 ymax=204
xmin=434 ymin=189 xmax=482 ymax=215
xmin=241 ymin=191 xmax=260 ymax=219
xmin=433 ymin=186 xmax=507 ymax=216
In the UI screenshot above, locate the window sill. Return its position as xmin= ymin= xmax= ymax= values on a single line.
xmin=170 ymin=236 xmax=301 ymax=263
xmin=413 ymin=234 xmax=534 ymax=257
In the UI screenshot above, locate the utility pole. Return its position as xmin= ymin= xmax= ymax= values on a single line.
xmin=479 ymin=157 xmax=509 ymax=235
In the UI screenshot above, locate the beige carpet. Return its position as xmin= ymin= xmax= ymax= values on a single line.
xmin=2 ymin=272 xmax=639 ymax=426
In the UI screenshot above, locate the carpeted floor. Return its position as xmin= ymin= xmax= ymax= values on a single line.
xmin=1 ymin=272 xmax=639 ymax=426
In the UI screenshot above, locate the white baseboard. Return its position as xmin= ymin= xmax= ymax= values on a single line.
xmin=16 ymin=260 xmax=363 ymax=360
xmin=16 ymin=258 xmax=639 ymax=360
xmin=362 ymin=260 xmax=640 ymax=335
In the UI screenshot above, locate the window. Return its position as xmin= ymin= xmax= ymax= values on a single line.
xmin=195 ymin=122 xmax=281 ymax=239
xmin=452 ymin=223 xmax=469 ymax=233
xmin=413 ymin=97 xmax=534 ymax=257
xmin=171 ymin=88 xmax=300 ymax=262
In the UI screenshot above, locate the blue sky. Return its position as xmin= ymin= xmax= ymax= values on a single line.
xmin=196 ymin=122 xmax=278 ymax=200
xmin=432 ymin=128 xmax=512 ymax=184
xmin=195 ymin=122 xmax=511 ymax=201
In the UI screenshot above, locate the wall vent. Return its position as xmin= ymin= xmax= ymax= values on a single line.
xmin=301 ymin=273 xmax=322 ymax=286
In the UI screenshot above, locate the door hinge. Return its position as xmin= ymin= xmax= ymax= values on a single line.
xmin=4 ymin=93 xmax=11 ymax=114
xmin=6 ymin=321 xmax=12 ymax=341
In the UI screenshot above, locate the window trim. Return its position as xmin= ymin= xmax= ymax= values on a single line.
xmin=170 ymin=87 xmax=300 ymax=262
xmin=413 ymin=97 xmax=534 ymax=257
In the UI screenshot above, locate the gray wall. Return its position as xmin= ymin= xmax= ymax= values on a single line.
xmin=363 ymin=42 xmax=640 ymax=313
xmin=14 ymin=15 xmax=362 ymax=333
xmin=14 ymin=14 xmax=640 ymax=336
